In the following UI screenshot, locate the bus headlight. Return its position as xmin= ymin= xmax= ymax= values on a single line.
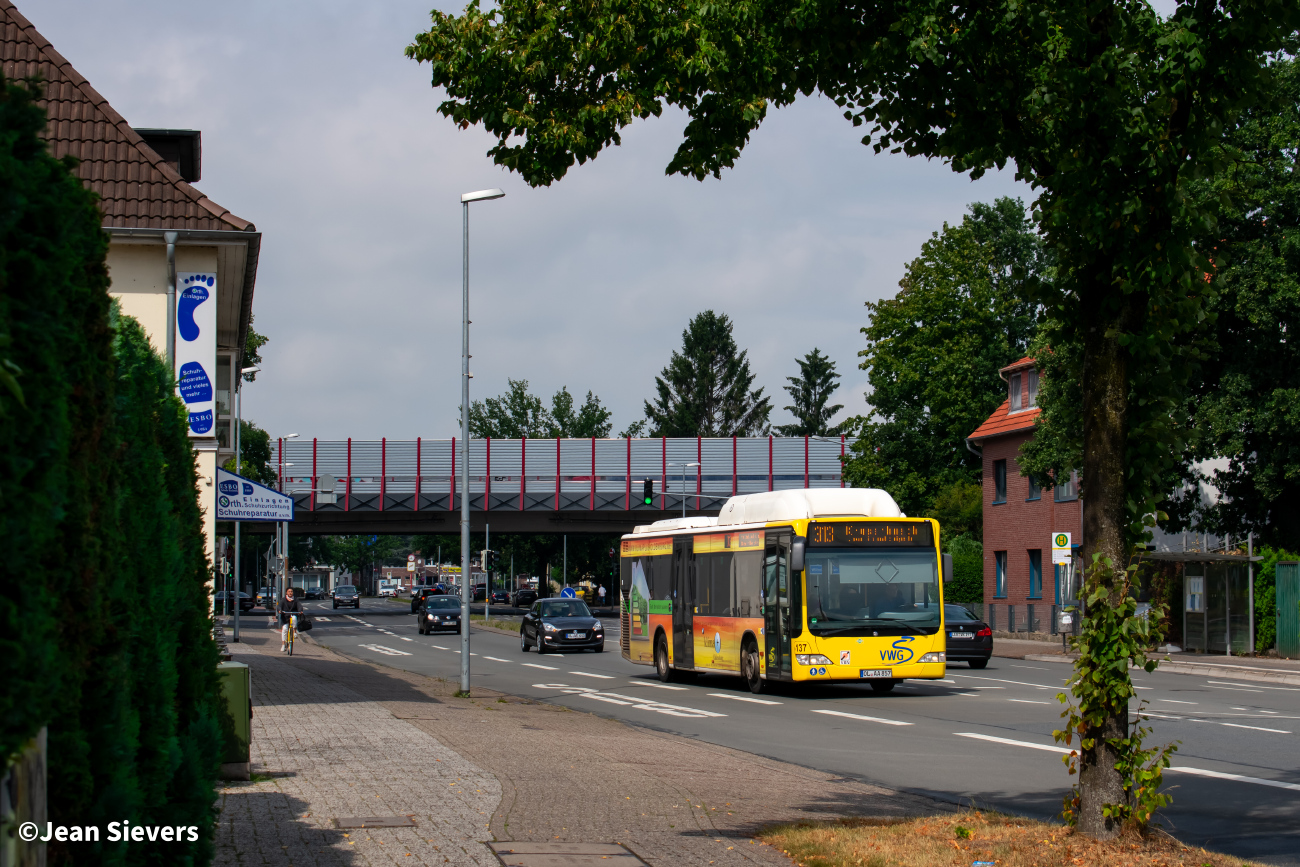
xmin=795 ymin=654 xmax=834 ymax=666
xmin=919 ymin=652 xmax=946 ymax=663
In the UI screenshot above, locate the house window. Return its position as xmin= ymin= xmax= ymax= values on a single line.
xmin=995 ymin=551 xmax=1007 ymax=598
xmin=1009 ymin=372 xmax=1023 ymax=411
xmin=1054 ymin=470 xmax=1078 ymax=502
xmin=993 ymin=460 xmax=1007 ymax=503
xmin=1026 ymin=475 xmax=1041 ymax=501
xmin=1028 ymin=550 xmax=1042 ymax=598
xmin=1027 ymin=369 xmax=1039 ymax=407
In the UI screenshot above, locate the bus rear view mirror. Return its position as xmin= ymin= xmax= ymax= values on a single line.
xmin=943 ymin=552 xmax=953 ymax=584
xmin=791 ymin=538 xmax=806 ymax=573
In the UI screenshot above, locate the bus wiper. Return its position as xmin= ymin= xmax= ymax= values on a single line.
xmin=873 ymin=618 xmax=930 ymax=635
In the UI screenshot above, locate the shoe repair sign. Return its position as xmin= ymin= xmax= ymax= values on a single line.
xmin=216 ymin=467 xmax=293 ymax=522
xmin=175 ymin=273 xmax=217 ymax=437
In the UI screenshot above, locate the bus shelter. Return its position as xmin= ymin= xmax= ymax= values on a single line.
xmin=1144 ymin=552 xmax=1259 ymax=655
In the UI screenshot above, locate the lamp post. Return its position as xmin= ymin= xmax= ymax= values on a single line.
xmin=232 ymin=364 xmax=260 ymax=642
xmin=668 ymin=462 xmax=701 ymax=517
xmin=459 ymin=187 xmax=505 ymax=696
xmin=276 ymin=433 xmax=298 ymax=604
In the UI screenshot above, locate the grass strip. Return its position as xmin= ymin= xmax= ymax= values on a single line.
xmin=758 ymin=811 xmax=1259 ymax=867
xmin=470 ymin=615 xmax=521 ymax=633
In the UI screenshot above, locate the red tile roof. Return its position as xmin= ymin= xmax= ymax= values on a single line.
xmin=1000 ymin=356 xmax=1036 ymax=374
xmin=0 ymin=1 xmax=253 ymax=232
xmin=968 ymin=400 xmax=1040 ymax=442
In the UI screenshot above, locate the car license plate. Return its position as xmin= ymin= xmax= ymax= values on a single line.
xmin=860 ymin=669 xmax=892 ymax=679
xmin=950 ymin=631 xmax=974 ymax=639
xmin=566 ymin=631 xmax=584 ymax=639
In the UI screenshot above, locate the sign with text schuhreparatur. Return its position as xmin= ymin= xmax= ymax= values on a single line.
xmin=216 ymin=468 xmax=294 ymax=522
xmin=175 ymin=272 xmax=216 ymax=437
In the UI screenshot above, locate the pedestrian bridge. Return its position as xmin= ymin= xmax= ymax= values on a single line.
xmin=258 ymin=436 xmax=855 ymax=535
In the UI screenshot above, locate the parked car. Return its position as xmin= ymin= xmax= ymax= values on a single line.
xmin=303 ymin=586 xmax=325 ymax=600
xmin=332 ymin=584 xmax=361 ymax=609
xmin=214 ymin=591 xmax=254 ymax=613
xmin=489 ymin=590 xmax=510 ymax=605
xmin=943 ymin=604 xmax=993 ymax=668
xmin=511 ymin=589 xmax=538 ymax=608
xmin=520 ymin=598 xmax=604 ymax=653
xmin=256 ymin=587 xmax=277 ymax=608
xmin=472 ymin=584 xmax=487 ymax=602
xmin=416 ymin=595 xmax=462 ymax=635
xmin=410 ymin=587 xmax=444 ymax=613
xmin=378 ymin=586 xmax=396 ymax=598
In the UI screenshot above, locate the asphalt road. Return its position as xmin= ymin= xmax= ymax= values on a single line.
xmin=255 ymin=598 xmax=1300 ymax=864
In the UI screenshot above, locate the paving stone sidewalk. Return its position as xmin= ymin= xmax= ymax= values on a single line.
xmin=216 ymin=639 xmax=501 ymax=866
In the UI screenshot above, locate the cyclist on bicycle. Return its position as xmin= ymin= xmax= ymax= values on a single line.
xmin=279 ymin=587 xmax=303 ymax=652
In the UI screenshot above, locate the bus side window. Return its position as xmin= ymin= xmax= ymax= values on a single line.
xmin=735 ymin=550 xmax=761 ymax=617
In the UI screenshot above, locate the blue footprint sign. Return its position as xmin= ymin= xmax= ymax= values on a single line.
xmin=175 ymin=273 xmax=216 ymax=436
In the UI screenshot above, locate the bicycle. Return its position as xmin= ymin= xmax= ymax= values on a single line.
xmin=282 ymin=613 xmax=297 ymax=656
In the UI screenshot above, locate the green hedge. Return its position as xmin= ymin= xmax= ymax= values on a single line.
xmin=944 ymin=534 xmax=984 ymax=604
xmin=0 ymin=74 xmax=223 ymax=865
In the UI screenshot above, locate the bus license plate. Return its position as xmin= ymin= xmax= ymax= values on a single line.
xmin=950 ymin=632 xmax=974 ymax=639
xmin=860 ymin=669 xmax=892 ymax=679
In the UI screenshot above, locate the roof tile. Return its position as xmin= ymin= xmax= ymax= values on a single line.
xmin=967 ymin=400 xmax=1041 ymax=442
xmin=1 ymin=0 xmax=253 ymax=232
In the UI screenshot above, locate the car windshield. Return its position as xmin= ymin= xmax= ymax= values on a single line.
xmin=945 ymin=605 xmax=978 ymax=622
xmin=425 ymin=597 xmax=460 ymax=610
xmin=804 ymin=548 xmax=942 ymax=632
xmin=540 ymin=600 xmax=591 ymax=618
xmin=337 ymin=586 xmax=356 ymax=593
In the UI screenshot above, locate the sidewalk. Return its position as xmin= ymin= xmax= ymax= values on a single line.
xmin=217 ymin=631 xmax=952 ymax=867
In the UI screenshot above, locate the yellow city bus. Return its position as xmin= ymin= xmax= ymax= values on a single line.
xmin=620 ymin=489 xmax=952 ymax=693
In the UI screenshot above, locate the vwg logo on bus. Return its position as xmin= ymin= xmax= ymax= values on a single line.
xmin=879 ymin=636 xmax=915 ymax=664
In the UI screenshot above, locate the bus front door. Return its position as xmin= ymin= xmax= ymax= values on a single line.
xmin=672 ymin=538 xmax=694 ymax=670
xmin=764 ymin=535 xmax=791 ymax=680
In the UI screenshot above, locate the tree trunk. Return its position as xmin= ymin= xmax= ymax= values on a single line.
xmin=1076 ymin=290 xmax=1133 ymax=839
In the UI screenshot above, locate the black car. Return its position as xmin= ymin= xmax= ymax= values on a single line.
xmin=332 ymin=584 xmax=361 ymax=609
xmin=411 ymin=587 xmax=446 ymax=613
xmin=511 ymin=589 xmax=538 ymax=608
xmin=416 ymin=595 xmax=462 ymax=634
xmin=303 ymin=586 xmax=325 ymax=600
xmin=472 ymin=584 xmax=487 ymax=602
xmin=214 ymin=591 xmax=254 ymax=613
xmin=944 ymin=604 xmax=992 ymax=668
xmin=489 ymin=590 xmax=510 ymax=605
xmin=520 ymin=598 xmax=604 ymax=653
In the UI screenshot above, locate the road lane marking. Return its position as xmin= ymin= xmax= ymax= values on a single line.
xmin=432 ymin=644 xmax=449 ymax=650
xmin=1167 ymin=767 xmax=1300 ymax=791
xmin=1207 ymin=680 xmax=1300 ymax=692
xmin=812 ymin=709 xmax=911 ymax=727
xmin=1160 ymin=699 xmax=1197 ymax=704
xmin=1011 ymin=665 xmax=1048 ymax=671
xmin=1205 ymin=685 xmax=1263 ymax=693
xmin=522 ymin=663 xmax=558 ymax=670
xmin=956 ymin=733 xmax=1068 ymax=754
xmin=482 ymin=656 xmax=508 ymax=662
xmin=967 ymin=686 xmax=1005 ymax=690
xmin=316 ymin=617 xmax=332 ymax=622
xmin=358 ymin=644 xmax=412 ymax=657
xmin=630 ymin=681 xmax=687 ymax=691
xmin=571 ymin=671 xmax=615 ymax=679
xmin=533 ymin=684 xmax=725 ymax=718
xmin=951 ymin=675 xmax=1056 ymax=690
xmin=1221 ymin=722 xmax=1291 ymax=734
xmin=400 ymin=637 xmax=413 ymax=642
xmin=1009 ymin=699 xmax=1049 ymax=705
xmin=708 ymin=693 xmax=781 ymax=705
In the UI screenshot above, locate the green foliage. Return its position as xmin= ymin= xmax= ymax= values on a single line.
xmin=241 ymin=316 xmax=267 ymax=382
xmin=774 ymin=348 xmax=845 ymax=436
xmin=844 ymin=198 xmax=1043 ymax=515
xmin=467 ymin=378 xmax=615 ymax=438
xmin=221 ymin=419 xmax=275 ymax=485
xmin=943 ymin=534 xmax=984 ymax=605
xmin=0 ymin=73 xmax=221 ymax=864
xmin=645 ymin=310 xmax=771 ymax=437
xmin=315 ymin=535 xmax=402 ymax=579
xmin=1251 ymin=546 xmax=1296 ymax=653
xmin=927 ymin=480 xmax=983 ymax=542
xmin=1054 ymin=557 xmax=1178 ymax=832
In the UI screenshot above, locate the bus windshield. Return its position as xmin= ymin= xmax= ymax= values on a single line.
xmin=804 ymin=548 xmax=941 ymax=633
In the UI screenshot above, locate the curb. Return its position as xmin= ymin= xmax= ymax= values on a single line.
xmin=1024 ymin=654 xmax=1300 ymax=686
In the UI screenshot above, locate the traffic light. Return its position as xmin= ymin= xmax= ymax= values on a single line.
xmin=642 ymin=479 xmax=654 ymax=505
xmin=485 ymin=549 xmax=500 ymax=570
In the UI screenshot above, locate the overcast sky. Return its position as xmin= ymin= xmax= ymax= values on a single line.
xmin=32 ymin=0 xmax=1033 ymax=441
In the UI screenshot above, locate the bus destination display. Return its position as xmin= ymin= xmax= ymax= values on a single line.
xmin=808 ymin=521 xmax=933 ymax=547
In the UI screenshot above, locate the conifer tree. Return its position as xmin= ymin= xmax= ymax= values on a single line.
xmin=774 ymin=348 xmax=844 ymax=436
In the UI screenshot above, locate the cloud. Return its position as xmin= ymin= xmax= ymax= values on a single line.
xmin=32 ymin=0 xmax=1030 ymax=439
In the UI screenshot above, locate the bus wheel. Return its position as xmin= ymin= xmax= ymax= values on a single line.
xmin=655 ymin=636 xmax=674 ymax=683
xmin=870 ymin=679 xmax=896 ymax=694
xmin=742 ymin=641 xmax=763 ymax=694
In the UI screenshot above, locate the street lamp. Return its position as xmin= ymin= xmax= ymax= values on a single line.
xmin=668 ymin=462 xmax=701 ymax=517
xmin=231 ymin=364 xmax=260 ymax=642
xmin=459 ymin=187 xmax=505 ymax=696
xmin=277 ymin=433 xmax=299 ymax=605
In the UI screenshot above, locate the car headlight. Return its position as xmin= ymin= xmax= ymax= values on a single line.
xmin=592 ymin=623 xmax=603 ymax=632
xmin=543 ymin=622 xmax=557 ymax=632
xmin=919 ymin=652 xmax=946 ymax=663
xmin=429 ymin=615 xmax=438 ymax=621
xmin=795 ymin=654 xmax=834 ymax=666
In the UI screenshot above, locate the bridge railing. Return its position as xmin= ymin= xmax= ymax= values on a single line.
xmin=273 ymin=436 xmax=855 ymax=513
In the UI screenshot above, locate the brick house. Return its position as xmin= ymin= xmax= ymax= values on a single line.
xmin=966 ymin=357 xmax=1081 ymax=633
